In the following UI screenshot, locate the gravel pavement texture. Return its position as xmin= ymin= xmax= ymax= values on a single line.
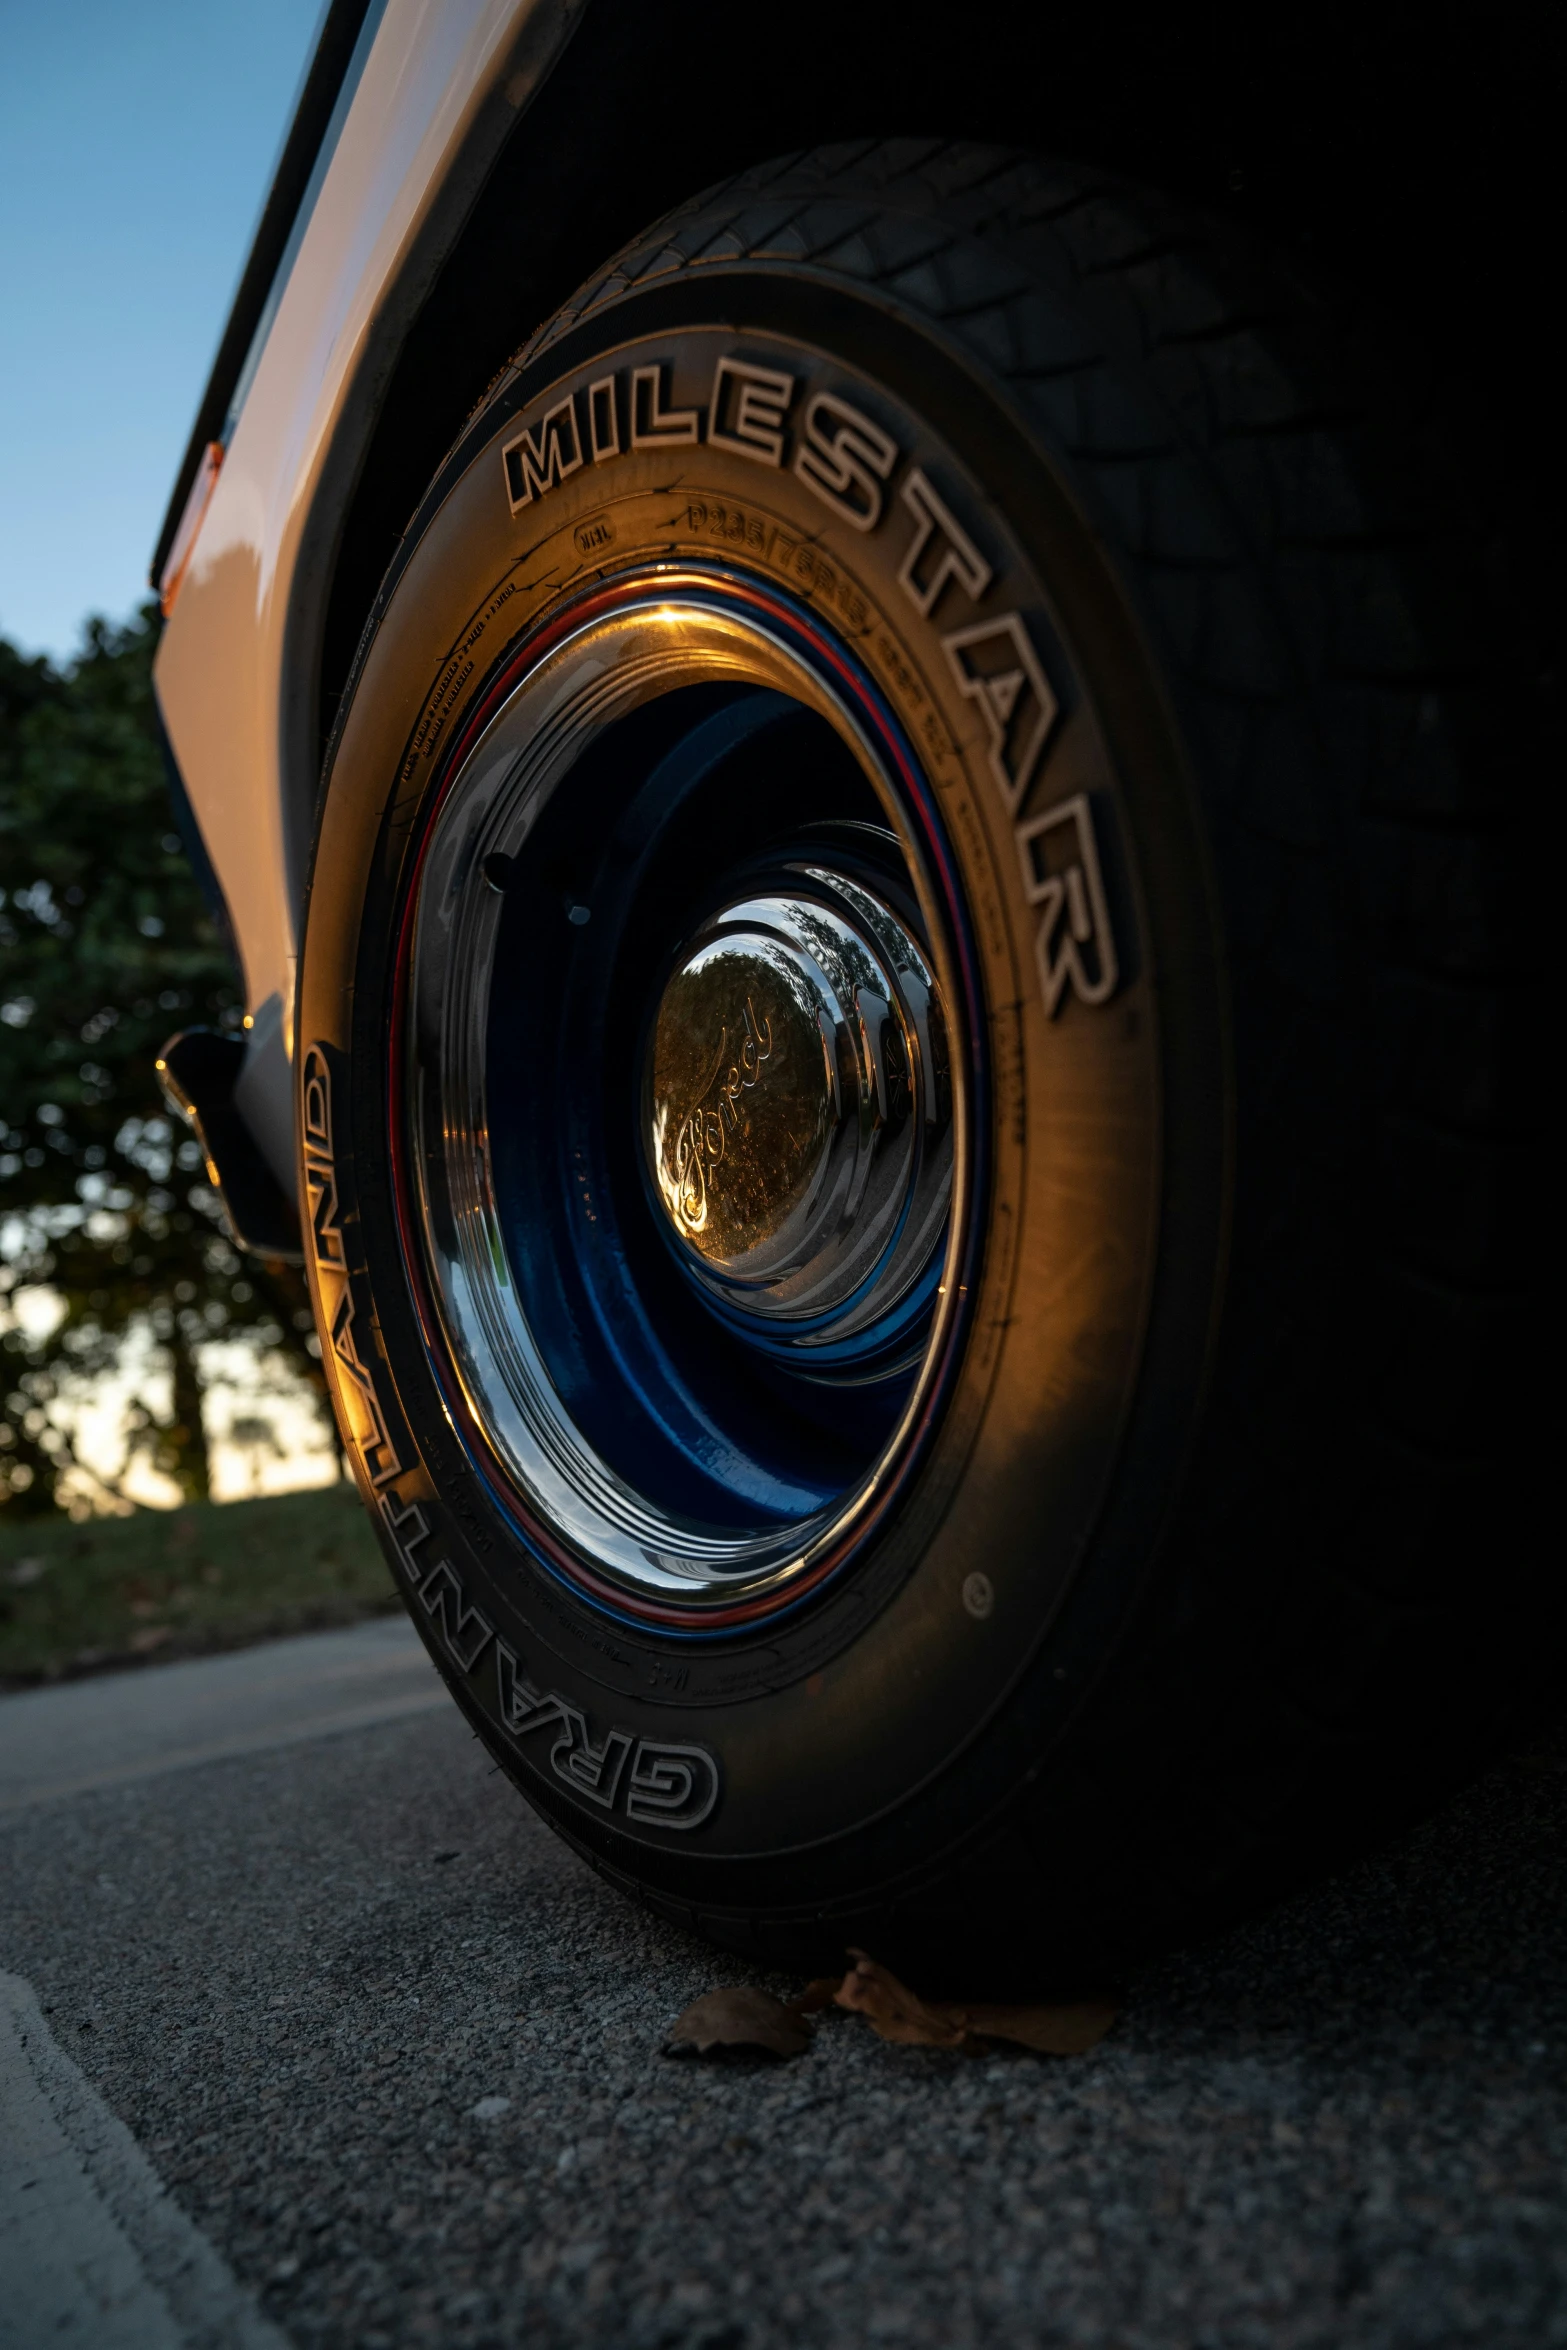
xmin=1 ymin=1635 xmax=1563 ymax=2350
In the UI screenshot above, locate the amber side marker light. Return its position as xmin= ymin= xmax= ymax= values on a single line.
xmin=158 ymin=440 xmax=224 ymax=617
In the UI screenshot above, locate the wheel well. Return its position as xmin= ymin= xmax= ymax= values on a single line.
xmin=316 ymin=0 xmax=1557 ymax=770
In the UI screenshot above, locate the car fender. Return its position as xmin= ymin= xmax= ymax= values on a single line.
xmin=153 ymin=0 xmax=582 ymax=1192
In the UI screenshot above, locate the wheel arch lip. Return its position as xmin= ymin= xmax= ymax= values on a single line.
xmin=151 ymin=0 xmax=587 ymax=1186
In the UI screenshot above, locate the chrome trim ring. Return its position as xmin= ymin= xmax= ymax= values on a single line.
xmin=397 ymin=568 xmax=979 ymax=1624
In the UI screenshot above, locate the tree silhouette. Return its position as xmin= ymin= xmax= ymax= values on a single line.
xmin=1 ymin=606 xmax=326 ymax=1514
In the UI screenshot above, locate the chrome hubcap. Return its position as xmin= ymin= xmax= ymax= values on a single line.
xmin=647 ymin=873 xmax=951 ymax=1334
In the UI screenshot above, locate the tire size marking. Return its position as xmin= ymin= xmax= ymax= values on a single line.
xmin=505 ymin=351 xmax=1120 ymax=1019
xmin=302 ymin=1044 xmax=722 ymax=1833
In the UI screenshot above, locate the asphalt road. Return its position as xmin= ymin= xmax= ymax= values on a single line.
xmin=2 ymin=1620 xmax=1564 ymax=2350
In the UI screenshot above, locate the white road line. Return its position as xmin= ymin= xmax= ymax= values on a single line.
xmin=0 ymin=1615 xmax=451 ymax=1815
xmin=0 ymin=1970 xmax=290 ymax=2350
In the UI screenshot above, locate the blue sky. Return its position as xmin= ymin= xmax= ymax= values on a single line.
xmin=0 ymin=0 xmax=324 ymax=663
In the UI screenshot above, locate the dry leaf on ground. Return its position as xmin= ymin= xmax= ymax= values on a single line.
xmin=956 ymin=1998 xmax=1119 ymax=2055
xmin=833 ymin=1951 xmax=968 ymax=2047
xmin=788 ymin=1978 xmax=843 ymax=2017
xmin=664 ymin=1986 xmax=814 ymax=2060
xmin=662 ymin=1957 xmax=1116 ymax=2065
xmin=835 ymin=1951 xmax=1117 ymax=2056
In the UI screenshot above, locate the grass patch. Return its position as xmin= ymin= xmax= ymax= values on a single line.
xmin=0 ymin=1484 xmax=399 ymax=1689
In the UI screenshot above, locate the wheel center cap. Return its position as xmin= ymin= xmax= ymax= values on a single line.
xmin=649 ymin=927 xmax=838 ymax=1274
xmin=645 ymin=872 xmax=952 ymax=1321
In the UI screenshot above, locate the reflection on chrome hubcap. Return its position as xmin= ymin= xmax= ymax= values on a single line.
xmin=648 ymin=874 xmax=951 ymax=1334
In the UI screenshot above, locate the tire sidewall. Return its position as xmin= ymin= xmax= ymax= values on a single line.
xmin=300 ymin=279 xmax=1225 ymax=1898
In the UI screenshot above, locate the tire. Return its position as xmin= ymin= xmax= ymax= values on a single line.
xmin=300 ymin=143 xmax=1549 ymax=1986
